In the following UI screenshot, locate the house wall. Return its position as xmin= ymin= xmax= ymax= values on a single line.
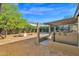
xmin=70 ymin=24 xmax=77 ymax=32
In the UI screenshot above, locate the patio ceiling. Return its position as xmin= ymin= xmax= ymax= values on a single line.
xmin=45 ymin=17 xmax=77 ymax=26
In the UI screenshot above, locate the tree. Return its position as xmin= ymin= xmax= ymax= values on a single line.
xmin=0 ymin=3 xmax=30 ymax=38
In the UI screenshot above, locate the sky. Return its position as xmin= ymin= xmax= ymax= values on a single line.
xmin=16 ymin=3 xmax=77 ymax=23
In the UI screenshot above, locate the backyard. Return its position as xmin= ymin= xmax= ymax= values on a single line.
xmin=0 ymin=3 xmax=79 ymax=56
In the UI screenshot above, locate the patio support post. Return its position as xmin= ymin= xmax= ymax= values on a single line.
xmin=53 ymin=26 xmax=56 ymax=42
xmin=49 ymin=25 xmax=51 ymax=36
xmin=68 ymin=24 xmax=70 ymax=32
xmin=43 ymin=28 xmax=44 ymax=32
xmin=77 ymin=15 xmax=79 ymax=47
xmin=42 ymin=28 xmax=44 ymax=33
xmin=41 ymin=28 xmax=43 ymax=32
xmin=48 ymin=25 xmax=54 ymax=42
xmin=37 ymin=23 xmax=40 ymax=43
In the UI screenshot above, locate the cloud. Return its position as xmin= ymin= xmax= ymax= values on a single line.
xmin=19 ymin=7 xmax=54 ymax=15
xmin=19 ymin=4 xmax=76 ymax=16
xmin=29 ymin=7 xmax=54 ymax=12
xmin=20 ymin=10 xmax=44 ymax=15
xmin=19 ymin=7 xmax=66 ymax=16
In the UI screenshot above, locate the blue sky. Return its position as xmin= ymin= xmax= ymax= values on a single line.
xmin=16 ymin=3 xmax=77 ymax=23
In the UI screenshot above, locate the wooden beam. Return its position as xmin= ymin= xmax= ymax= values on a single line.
xmin=46 ymin=18 xmax=77 ymax=26
xmin=37 ymin=23 xmax=40 ymax=43
xmin=78 ymin=15 xmax=79 ymax=47
xmin=74 ymin=3 xmax=79 ymax=17
xmin=49 ymin=25 xmax=51 ymax=36
xmin=53 ymin=26 xmax=56 ymax=42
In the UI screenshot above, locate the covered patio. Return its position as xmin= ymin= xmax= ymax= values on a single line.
xmin=43 ymin=4 xmax=79 ymax=46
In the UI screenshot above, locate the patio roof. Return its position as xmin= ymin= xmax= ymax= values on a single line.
xmin=45 ymin=17 xmax=77 ymax=26
xmin=45 ymin=3 xmax=79 ymax=26
xmin=74 ymin=4 xmax=79 ymax=17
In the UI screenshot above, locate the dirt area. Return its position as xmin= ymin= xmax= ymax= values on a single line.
xmin=0 ymin=33 xmax=79 ymax=56
xmin=48 ymin=41 xmax=79 ymax=56
xmin=0 ymin=38 xmax=64 ymax=56
xmin=0 ymin=33 xmax=63 ymax=56
xmin=0 ymin=33 xmax=37 ymax=45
